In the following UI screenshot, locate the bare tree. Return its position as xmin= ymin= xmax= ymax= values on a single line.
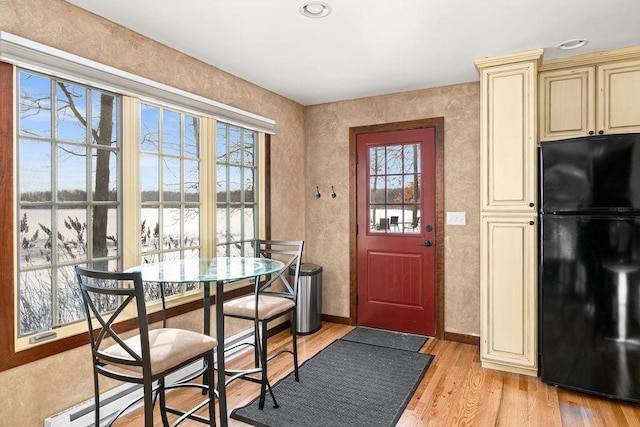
xmin=57 ymin=84 xmax=114 ymax=270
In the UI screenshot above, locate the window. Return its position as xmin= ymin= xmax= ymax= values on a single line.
xmin=17 ymin=70 xmax=121 ymax=336
xmin=14 ymin=73 xmax=264 ymax=348
xmin=216 ymin=122 xmax=258 ymax=257
xmin=139 ymin=103 xmax=203 ymax=299
xmin=0 ymin=33 xmax=274 ymax=370
xmin=368 ymin=143 xmax=421 ymax=234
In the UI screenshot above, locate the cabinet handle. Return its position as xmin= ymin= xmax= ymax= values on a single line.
xmin=589 ymin=130 xmax=594 ymax=135
xmin=529 ymin=202 xmax=535 ymax=208
xmin=529 ymin=221 xmax=535 ymax=226
xmin=599 ymin=130 xmax=604 ymax=135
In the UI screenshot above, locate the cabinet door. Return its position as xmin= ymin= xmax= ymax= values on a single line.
xmin=598 ymin=60 xmax=640 ymax=135
xmin=480 ymin=63 xmax=537 ymax=212
xmin=480 ymin=215 xmax=537 ymax=375
xmin=539 ymin=67 xmax=595 ymax=141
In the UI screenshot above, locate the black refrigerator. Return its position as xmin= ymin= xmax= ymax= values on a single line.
xmin=539 ymin=133 xmax=640 ymax=403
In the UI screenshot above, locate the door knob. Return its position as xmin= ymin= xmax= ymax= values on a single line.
xmin=419 ymin=240 xmax=433 ymax=247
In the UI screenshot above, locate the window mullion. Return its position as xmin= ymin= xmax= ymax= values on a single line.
xmin=121 ymin=96 xmax=141 ymax=271
xmin=86 ymin=89 xmax=93 ymax=261
xmin=239 ymin=130 xmax=245 ymax=253
xmin=200 ymin=117 xmax=214 ymax=258
xmin=225 ymin=125 xmax=231 ymax=256
xmin=180 ymin=113 xmax=185 ymax=261
xmin=158 ymin=109 xmax=164 ymax=260
xmin=50 ymin=78 xmax=60 ymax=329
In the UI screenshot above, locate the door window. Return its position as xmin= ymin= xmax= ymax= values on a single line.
xmin=368 ymin=143 xmax=421 ymax=234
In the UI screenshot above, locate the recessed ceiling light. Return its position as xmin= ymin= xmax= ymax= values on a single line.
xmin=557 ymin=39 xmax=589 ymax=50
xmin=300 ymin=1 xmax=331 ymax=18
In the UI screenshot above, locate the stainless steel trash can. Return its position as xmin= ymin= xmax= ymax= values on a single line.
xmin=292 ymin=263 xmax=323 ymax=335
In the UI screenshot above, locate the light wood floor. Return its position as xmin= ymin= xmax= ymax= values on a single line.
xmin=119 ymin=322 xmax=640 ymax=426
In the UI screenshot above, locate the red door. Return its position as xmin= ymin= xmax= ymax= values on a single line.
xmin=356 ymin=128 xmax=436 ymax=336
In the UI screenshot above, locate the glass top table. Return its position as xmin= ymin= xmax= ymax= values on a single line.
xmin=129 ymin=257 xmax=285 ymax=427
xmin=133 ymin=256 xmax=284 ymax=284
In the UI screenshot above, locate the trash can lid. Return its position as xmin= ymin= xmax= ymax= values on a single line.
xmin=291 ymin=263 xmax=323 ymax=275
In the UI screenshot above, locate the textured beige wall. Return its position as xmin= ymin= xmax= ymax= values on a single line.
xmin=304 ymin=83 xmax=481 ymax=335
xmin=0 ymin=0 xmax=305 ymax=425
xmin=0 ymin=1 xmax=481 ymax=425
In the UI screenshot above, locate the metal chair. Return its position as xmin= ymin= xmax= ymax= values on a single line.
xmin=390 ymin=216 xmax=400 ymax=231
xmin=223 ymin=240 xmax=304 ymax=410
xmin=75 ymin=266 xmax=218 ymax=426
xmin=405 ymin=216 xmax=420 ymax=231
xmin=377 ymin=217 xmax=390 ymax=230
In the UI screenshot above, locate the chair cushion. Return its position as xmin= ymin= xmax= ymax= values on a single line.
xmin=102 ymin=328 xmax=217 ymax=375
xmin=223 ymin=295 xmax=295 ymax=320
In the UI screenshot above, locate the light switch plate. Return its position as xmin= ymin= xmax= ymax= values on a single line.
xmin=446 ymin=211 xmax=466 ymax=226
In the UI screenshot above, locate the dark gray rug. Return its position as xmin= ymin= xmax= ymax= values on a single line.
xmin=341 ymin=327 xmax=428 ymax=352
xmin=230 ymin=339 xmax=434 ymax=427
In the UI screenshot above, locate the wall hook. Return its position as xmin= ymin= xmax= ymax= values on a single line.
xmin=316 ymin=186 xmax=321 ymax=198
xmin=331 ymin=186 xmax=337 ymax=198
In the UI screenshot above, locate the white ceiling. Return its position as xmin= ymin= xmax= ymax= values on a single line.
xmin=65 ymin=0 xmax=640 ymax=106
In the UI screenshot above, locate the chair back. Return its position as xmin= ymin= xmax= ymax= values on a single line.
xmin=390 ymin=216 xmax=399 ymax=230
xmin=75 ymin=266 xmax=151 ymax=380
xmin=378 ymin=218 xmax=390 ymax=230
xmin=255 ymin=240 xmax=304 ymax=302
xmin=410 ymin=216 xmax=420 ymax=229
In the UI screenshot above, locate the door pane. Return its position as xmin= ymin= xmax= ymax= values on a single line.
xmin=368 ymin=144 xmax=422 ymax=234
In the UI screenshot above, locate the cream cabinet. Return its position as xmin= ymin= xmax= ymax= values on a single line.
xmin=476 ymin=49 xmax=541 ymax=376
xmin=478 ymin=58 xmax=538 ymax=213
xmin=539 ymin=66 xmax=595 ymax=141
xmin=539 ymin=58 xmax=640 ymax=141
xmin=480 ymin=215 xmax=537 ymax=375
xmin=599 ymin=60 xmax=640 ymax=135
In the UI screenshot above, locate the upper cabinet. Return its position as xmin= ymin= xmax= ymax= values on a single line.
xmin=476 ymin=50 xmax=542 ymax=212
xmin=540 ymin=49 xmax=640 ymax=141
xmin=599 ymin=60 xmax=640 ymax=135
xmin=539 ymin=66 xmax=595 ymax=141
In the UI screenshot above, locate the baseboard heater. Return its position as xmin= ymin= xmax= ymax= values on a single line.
xmin=44 ymin=329 xmax=255 ymax=427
